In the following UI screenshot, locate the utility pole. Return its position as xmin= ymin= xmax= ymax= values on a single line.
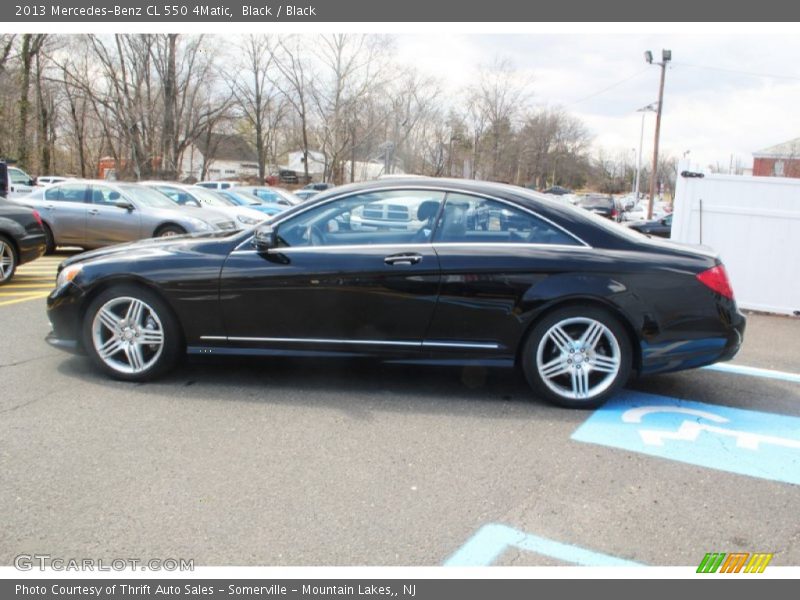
xmin=634 ymin=102 xmax=657 ymax=204
xmin=645 ymin=49 xmax=671 ymax=219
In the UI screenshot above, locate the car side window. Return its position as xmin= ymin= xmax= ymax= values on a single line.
xmin=45 ymin=183 xmax=90 ymax=203
xmin=275 ymin=190 xmax=445 ymax=247
xmin=91 ymin=186 xmax=123 ymax=205
xmin=434 ymin=193 xmax=579 ymax=246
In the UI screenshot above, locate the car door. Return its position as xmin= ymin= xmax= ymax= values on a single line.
xmin=86 ymin=184 xmax=143 ymax=247
xmin=425 ymin=192 xmax=587 ymax=352
xmin=218 ymin=190 xmax=445 ymax=352
xmin=41 ymin=182 xmax=91 ymax=245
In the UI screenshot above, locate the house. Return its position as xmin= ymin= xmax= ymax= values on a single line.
xmin=752 ymin=137 xmax=800 ymax=179
xmin=180 ymin=133 xmax=259 ymax=181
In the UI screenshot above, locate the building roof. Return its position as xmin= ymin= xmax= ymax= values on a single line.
xmin=753 ymin=137 xmax=800 ymax=159
xmin=195 ymin=133 xmax=258 ymax=163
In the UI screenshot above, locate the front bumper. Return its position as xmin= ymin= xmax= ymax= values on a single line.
xmin=46 ymin=282 xmax=86 ymax=354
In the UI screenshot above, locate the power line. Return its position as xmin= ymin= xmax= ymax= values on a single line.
xmin=565 ymin=68 xmax=650 ymax=106
xmin=672 ymin=61 xmax=800 ymax=82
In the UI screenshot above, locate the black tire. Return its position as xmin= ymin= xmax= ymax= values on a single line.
xmin=0 ymin=235 xmax=18 ymax=285
xmin=155 ymin=224 xmax=187 ymax=238
xmin=521 ymin=305 xmax=632 ymax=409
xmin=82 ymin=284 xmax=183 ymax=381
xmin=42 ymin=223 xmax=56 ymax=255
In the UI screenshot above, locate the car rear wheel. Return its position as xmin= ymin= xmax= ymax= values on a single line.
xmin=0 ymin=236 xmax=18 ymax=285
xmin=83 ymin=285 xmax=182 ymax=381
xmin=42 ymin=223 xmax=55 ymax=255
xmin=522 ymin=306 xmax=632 ymax=409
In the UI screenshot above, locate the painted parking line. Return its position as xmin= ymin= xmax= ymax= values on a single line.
xmin=703 ymin=363 xmax=800 ymax=385
xmin=0 ymin=292 xmax=50 ymax=307
xmin=444 ymin=523 xmax=642 ymax=566
xmin=572 ymin=390 xmax=800 ymax=486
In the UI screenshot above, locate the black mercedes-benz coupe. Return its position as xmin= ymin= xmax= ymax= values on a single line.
xmin=45 ymin=178 xmax=745 ymax=408
xmin=0 ymin=198 xmax=47 ymax=285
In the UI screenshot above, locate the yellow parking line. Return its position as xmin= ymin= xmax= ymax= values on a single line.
xmin=0 ymin=292 xmax=49 ymax=307
xmin=3 ymin=283 xmax=54 ymax=288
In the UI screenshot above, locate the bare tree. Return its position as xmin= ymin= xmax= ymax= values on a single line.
xmin=273 ymin=36 xmax=314 ymax=182
xmin=17 ymin=34 xmax=47 ymax=170
xmin=228 ymin=34 xmax=286 ymax=184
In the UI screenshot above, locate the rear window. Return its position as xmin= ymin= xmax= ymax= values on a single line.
xmin=578 ymin=195 xmax=613 ymax=208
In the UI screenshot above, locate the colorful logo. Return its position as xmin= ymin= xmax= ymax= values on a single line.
xmin=697 ymin=552 xmax=773 ymax=573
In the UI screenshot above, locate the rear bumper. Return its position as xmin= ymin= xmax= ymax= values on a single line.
xmin=640 ymin=308 xmax=746 ymax=375
xmin=18 ymin=231 xmax=46 ymax=265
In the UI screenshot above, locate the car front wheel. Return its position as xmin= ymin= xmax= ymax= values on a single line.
xmin=83 ymin=285 xmax=182 ymax=381
xmin=0 ymin=235 xmax=18 ymax=285
xmin=522 ymin=306 xmax=632 ymax=409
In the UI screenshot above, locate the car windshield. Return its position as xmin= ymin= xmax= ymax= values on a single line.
xmin=189 ymin=187 xmax=235 ymax=207
xmin=117 ymin=184 xmax=177 ymax=209
xmin=226 ymin=192 xmax=261 ymax=206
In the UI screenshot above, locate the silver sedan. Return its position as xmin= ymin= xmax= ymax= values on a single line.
xmin=13 ymin=180 xmax=237 ymax=253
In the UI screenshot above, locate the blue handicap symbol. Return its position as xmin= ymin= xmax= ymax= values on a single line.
xmin=572 ymin=390 xmax=800 ymax=486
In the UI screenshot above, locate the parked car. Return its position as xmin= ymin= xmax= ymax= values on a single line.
xmin=215 ymin=190 xmax=284 ymax=218
xmin=6 ymin=165 xmax=36 ymax=198
xmin=293 ymin=189 xmax=319 ymax=202
xmin=235 ymin=186 xmax=302 ymax=208
xmin=576 ymin=194 xmax=623 ymax=222
xmin=45 ymin=177 xmax=744 ymax=409
xmin=36 ymin=176 xmax=73 ymax=187
xmin=0 ymin=198 xmax=46 ymax=285
xmin=15 ymin=181 xmax=235 ymax=253
xmin=195 ymin=181 xmax=239 ymax=191
xmin=627 ymin=213 xmax=672 ymax=238
xmin=140 ymin=182 xmax=266 ymax=228
xmin=303 ymin=182 xmax=335 ymax=192
xmin=541 ymin=185 xmax=573 ymax=196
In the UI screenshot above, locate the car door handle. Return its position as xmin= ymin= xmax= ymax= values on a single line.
xmin=45 ymin=204 xmax=55 ymax=210
xmin=88 ymin=209 xmax=99 ymax=215
xmin=384 ymin=253 xmax=422 ymax=266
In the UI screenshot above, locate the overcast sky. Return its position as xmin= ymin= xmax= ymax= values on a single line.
xmin=394 ymin=33 xmax=800 ymax=170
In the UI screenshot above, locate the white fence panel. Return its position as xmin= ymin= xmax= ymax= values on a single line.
xmin=672 ymin=160 xmax=800 ymax=315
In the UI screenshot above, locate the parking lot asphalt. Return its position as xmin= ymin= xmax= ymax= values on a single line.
xmin=1 ymin=252 xmax=798 ymax=567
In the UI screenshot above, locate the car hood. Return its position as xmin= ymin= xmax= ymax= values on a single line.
xmin=59 ymin=231 xmax=237 ymax=269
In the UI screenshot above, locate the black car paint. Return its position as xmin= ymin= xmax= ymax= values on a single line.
xmin=46 ymin=179 xmax=744 ymax=376
xmin=0 ymin=199 xmax=47 ymax=266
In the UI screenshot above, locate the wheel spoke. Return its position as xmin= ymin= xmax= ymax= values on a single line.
xmin=97 ymin=308 xmax=120 ymax=333
xmin=540 ymin=356 xmax=569 ymax=380
xmin=98 ymin=337 xmax=124 ymax=360
xmin=571 ymin=368 xmax=590 ymax=399
xmin=548 ymin=325 xmax=574 ymax=353
xmin=139 ymin=329 xmax=164 ymax=345
xmin=124 ymin=343 xmax=145 ymax=372
xmin=581 ymin=321 xmax=605 ymax=350
xmin=591 ymin=354 xmax=619 ymax=373
xmin=125 ymin=299 xmax=145 ymax=326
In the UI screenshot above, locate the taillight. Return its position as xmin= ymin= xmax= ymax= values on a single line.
xmin=696 ymin=264 xmax=734 ymax=300
xmin=32 ymin=209 xmax=43 ymax=227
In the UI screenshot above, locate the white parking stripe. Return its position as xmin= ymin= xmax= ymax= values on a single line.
xmin=703 ymin=363 xmax=800 ymax=384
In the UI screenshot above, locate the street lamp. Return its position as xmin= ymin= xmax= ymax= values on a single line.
xmin=634 ymin=102 xmax=658 ymax=204
xmin=644 ymin=48 xmax=671 ymax=219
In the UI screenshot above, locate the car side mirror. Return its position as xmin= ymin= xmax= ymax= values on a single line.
xmin=253 ymin=224 xmax=277 ymax=252
xmin=114 ymin=199 xmax=134 ymax=211
xmin=27 ymin=178 xmax=35 ymax=186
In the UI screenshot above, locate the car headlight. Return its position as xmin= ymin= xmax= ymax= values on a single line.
xmin=186 ymin=217 xmax=212 ymax=231
xmin=56 ymin=264 xmax=83 ymax=287
xmin=237 ymin=214 xmax=259 ymax=226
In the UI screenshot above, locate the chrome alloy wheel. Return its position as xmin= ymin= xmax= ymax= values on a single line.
xmin=91 ymin=296 xmax=165 ymax=374
xmin=535 ymin=316 xmax=622 ymax=401
xmin=0 ymin=240 xmax=15 ymax=283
